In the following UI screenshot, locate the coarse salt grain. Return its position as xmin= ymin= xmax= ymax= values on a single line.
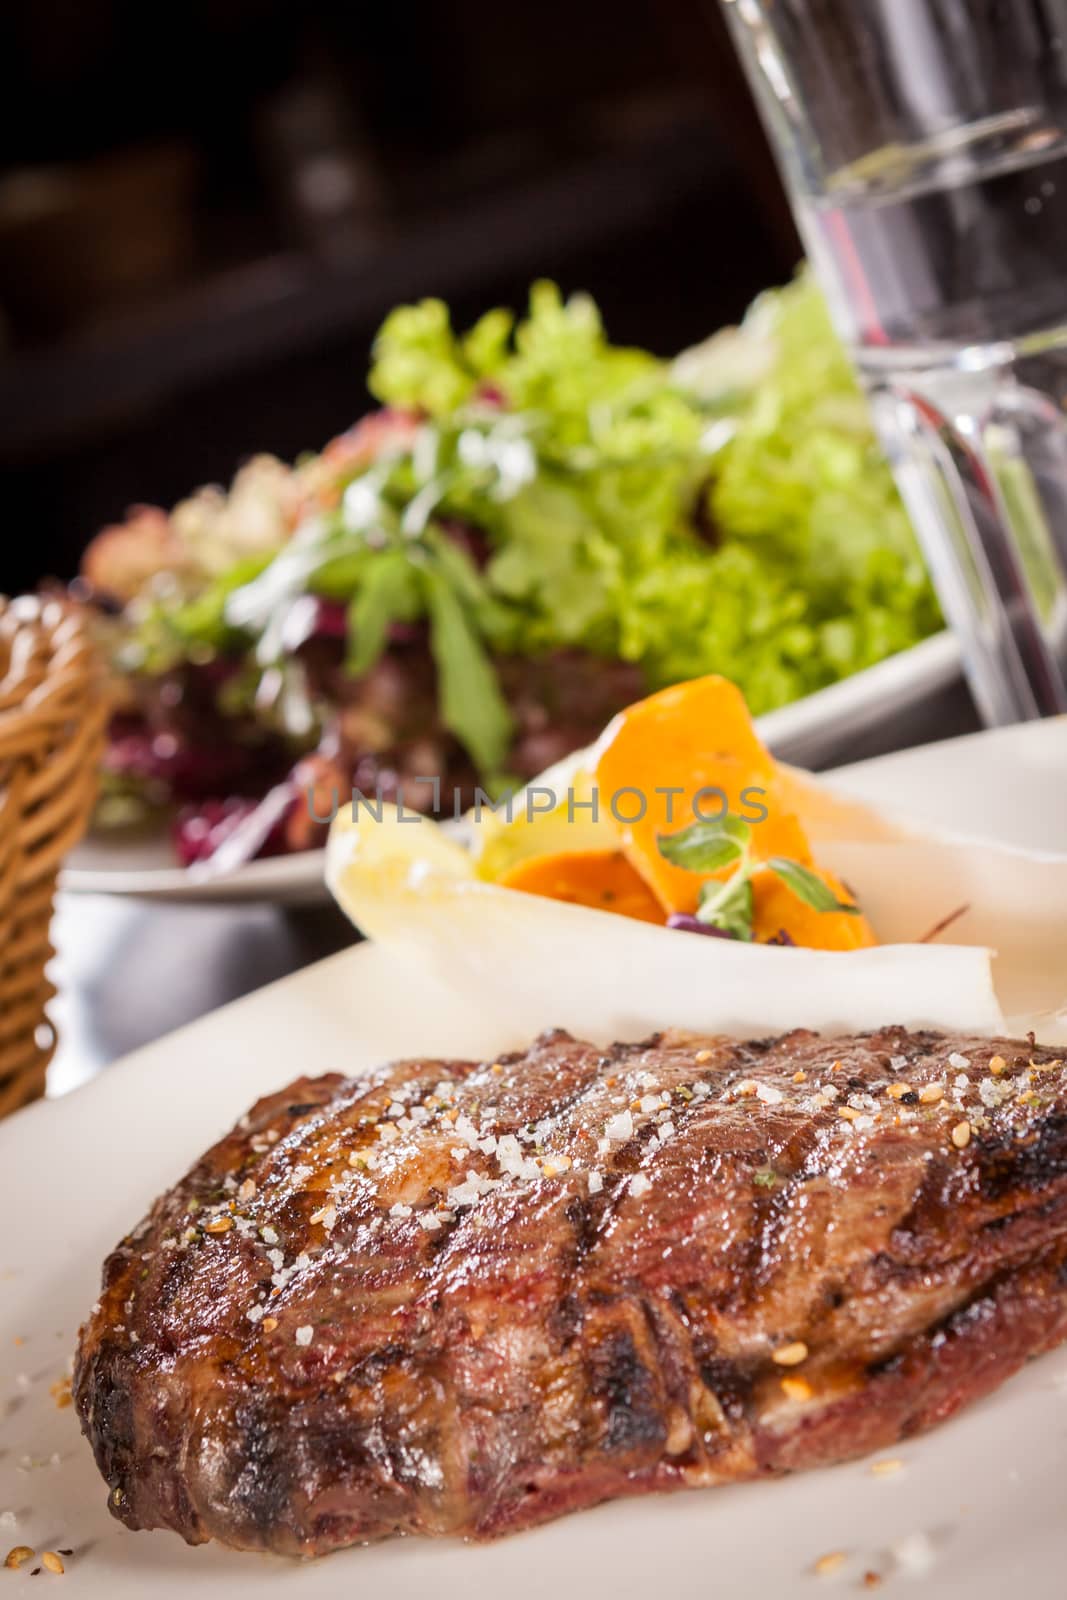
xmin=891 ymin=1531 xmax=936 ymax=1577
xmin=755 ymin=1082 xmax=784 ymax=1105
xmin=588 ymin=1171 xmax=603 ymax=1194
xmin=605 ymin=1110 xmax=633 ymax=1142
xmin=979 ymin=1076 xmax=1014 ymax=1109
xmin=948 ymin=1052 xmax=971 ymax=1070
xmin=295 ymin=1325 xmax=313 ymax=1346
xmin=629 ymin=1173 xmax=651 ymax=1198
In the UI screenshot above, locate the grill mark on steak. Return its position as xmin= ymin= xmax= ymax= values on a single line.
xmin=75 ymin=1026 xmax=1067 ymax=1557
xmin=978 ymin=1110 xmax=1067 ymax=1197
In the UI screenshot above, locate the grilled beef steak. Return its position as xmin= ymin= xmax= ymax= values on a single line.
xmin=75 ymin=1026 xmax=1067 ymax=1557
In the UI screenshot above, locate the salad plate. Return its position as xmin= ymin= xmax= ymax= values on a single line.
xmin=5 ymin=715 xmax=1067 ymax=1597
xmin=61 ymin=630 xmax=963 ymax=904
xmin=68 ymin=273 xmax=953 ymax=905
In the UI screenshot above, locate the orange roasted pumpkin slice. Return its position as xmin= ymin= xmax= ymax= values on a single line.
xmin=752 ymin=867 xmax=876 ymax=950
xmin=592 ymin=673 xmax=877 ymax=948
xmin=594 ymin=674 xmax=784 ymax=914
xmin=500 ymin=849 xmax=667 ymax=925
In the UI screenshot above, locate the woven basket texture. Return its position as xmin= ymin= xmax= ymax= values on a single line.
xmin=0 ymin=597 xmax=107 ymax=1117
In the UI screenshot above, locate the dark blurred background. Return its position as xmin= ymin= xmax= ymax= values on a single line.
xmin=0 ymin=0 xmax=797 ymax=597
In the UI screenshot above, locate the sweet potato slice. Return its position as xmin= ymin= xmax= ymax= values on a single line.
xmin=752 ymin=866 xmax=877 ymax=950
xmin=594 ymin=674 xmax=785 ymax=914
xmin=500 ymin=849 xmax=666 ymax=924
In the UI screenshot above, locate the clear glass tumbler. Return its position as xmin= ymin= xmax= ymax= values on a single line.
xmin=721 ymin=0 xmax=1067 ymax=723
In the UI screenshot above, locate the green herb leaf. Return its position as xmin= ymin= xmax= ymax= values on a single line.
xmin=765 ymin=857 xmax=860 ymax=915
xmin=657 ymin=815 xmax=751 ymax=874
xmin=345 ymin=549 xmax=421 ymax=676
xmin=697 ymin=873 xmax=754 ymax=940
xmin=421 ymin=562 xmax=513 ymax=774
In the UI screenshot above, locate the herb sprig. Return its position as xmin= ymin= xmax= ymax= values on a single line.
xmin=657 ymin=815 xmax=859 ymax=941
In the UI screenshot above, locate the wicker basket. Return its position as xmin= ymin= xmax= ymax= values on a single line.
xmin=0 ymin=597 xmax=108 ymax=1117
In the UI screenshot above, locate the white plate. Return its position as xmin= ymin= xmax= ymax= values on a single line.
xmin=60 ymin=633 xmax=964 ymax=905
xmin=830 ymin=715 xmax=1067 ymax=854
xmin=5 ymin=716 xmax=1067 ymax=1597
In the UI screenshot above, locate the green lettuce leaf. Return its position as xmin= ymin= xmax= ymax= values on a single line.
xmin=345 ymin=548 xmax=421 ymax=676
xmin=421 ymin=560 xmax=514 ymax=776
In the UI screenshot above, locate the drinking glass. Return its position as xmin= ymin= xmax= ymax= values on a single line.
xmin=720 ymin=0 xmax=1067 ymax=723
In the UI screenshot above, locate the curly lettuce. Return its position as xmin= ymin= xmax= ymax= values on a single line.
xmin=128 ymin=273 xmax=939 ymax=776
